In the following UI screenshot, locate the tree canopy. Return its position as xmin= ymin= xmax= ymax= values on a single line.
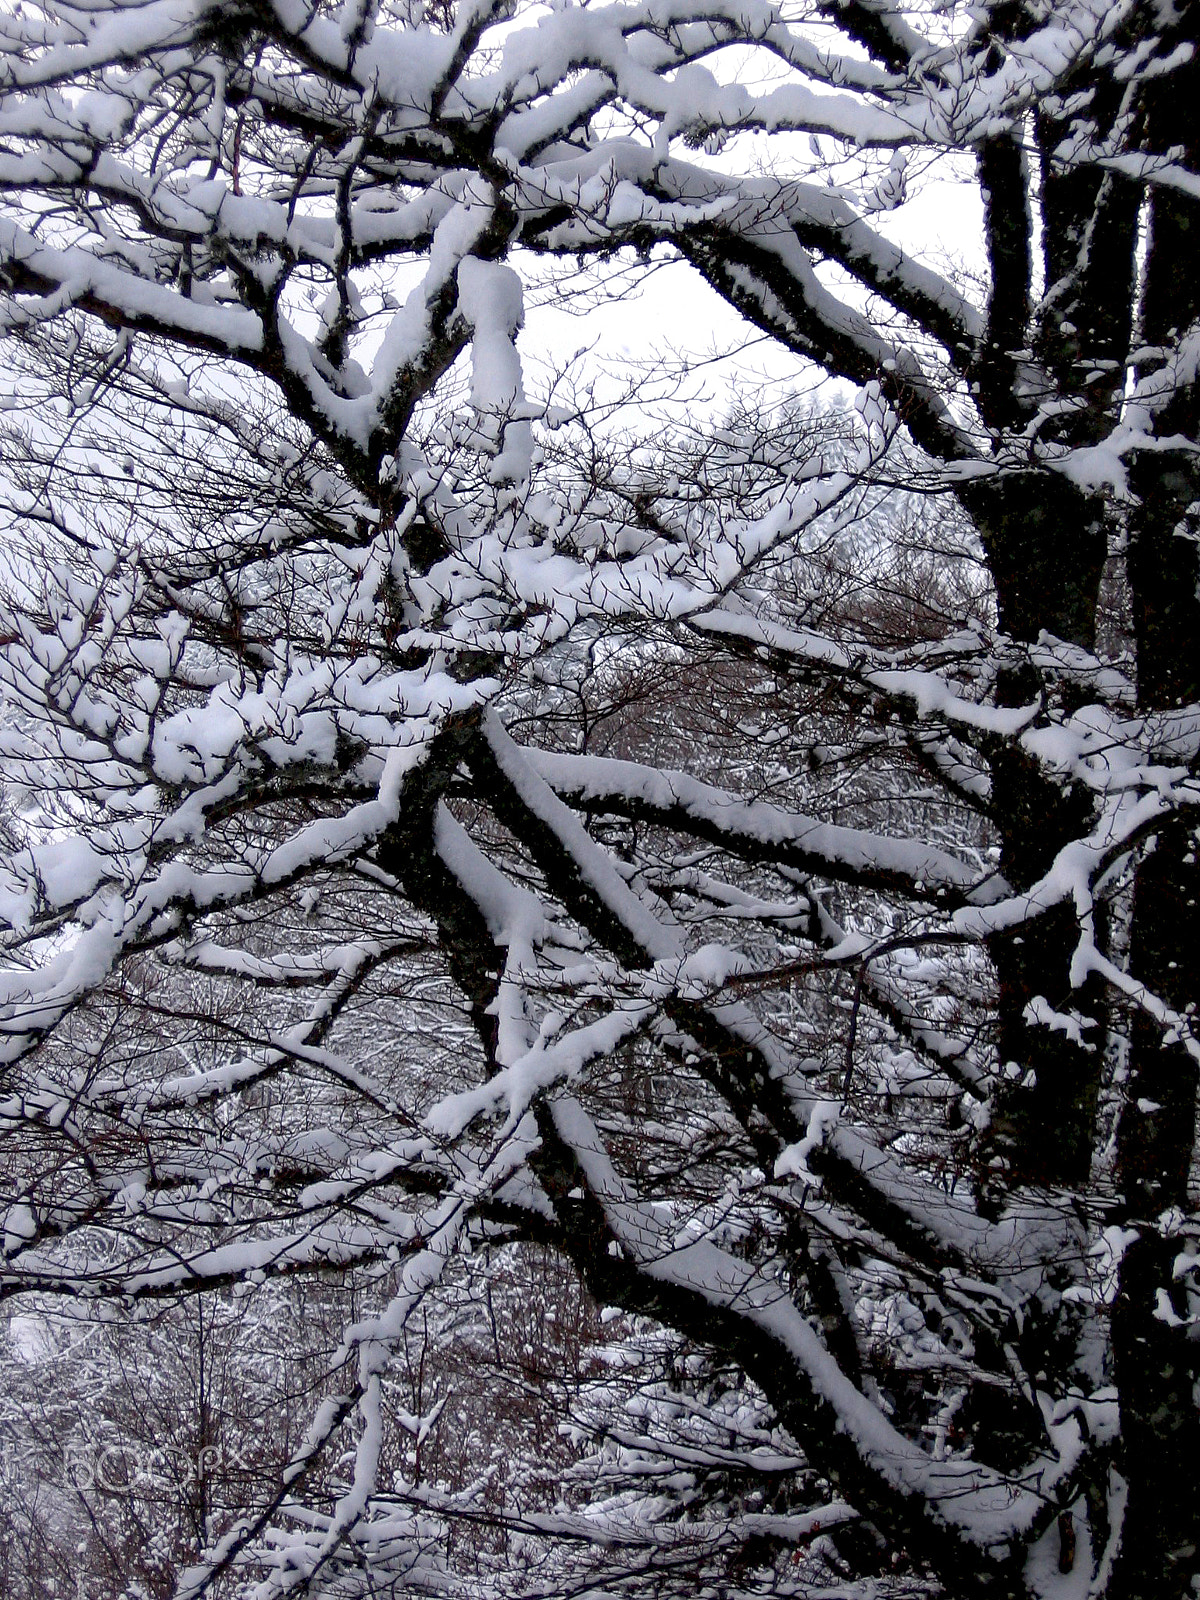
xmin=1 ymin=2 xmax=1199 ymax=1597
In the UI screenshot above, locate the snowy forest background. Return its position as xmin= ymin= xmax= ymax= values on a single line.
xmin=1 ymin=1 xmax=1199 ymax=1597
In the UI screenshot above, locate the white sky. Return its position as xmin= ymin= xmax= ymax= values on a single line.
xmin=522 ymin=158 xmax=985 ymax=422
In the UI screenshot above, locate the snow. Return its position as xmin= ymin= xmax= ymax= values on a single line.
xmin=1 ymin=1 xmax=1198 ymax=1593
xmin=457 ymin=256 xmax=533 ymax=484
xmin=551 ymin=1094 xmax=1081 ymax=1552
xmin=528 ymin=743 xmax=1000 ymax=902
xmin=774 ymin=1098 xmax=839 ymax=1186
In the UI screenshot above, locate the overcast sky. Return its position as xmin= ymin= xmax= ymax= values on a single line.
xmin=522 ymin=150 xmax=985 ymax=424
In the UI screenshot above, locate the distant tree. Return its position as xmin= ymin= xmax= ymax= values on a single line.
xmin=1 ymin=3 xmax=1198 ymax=1598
